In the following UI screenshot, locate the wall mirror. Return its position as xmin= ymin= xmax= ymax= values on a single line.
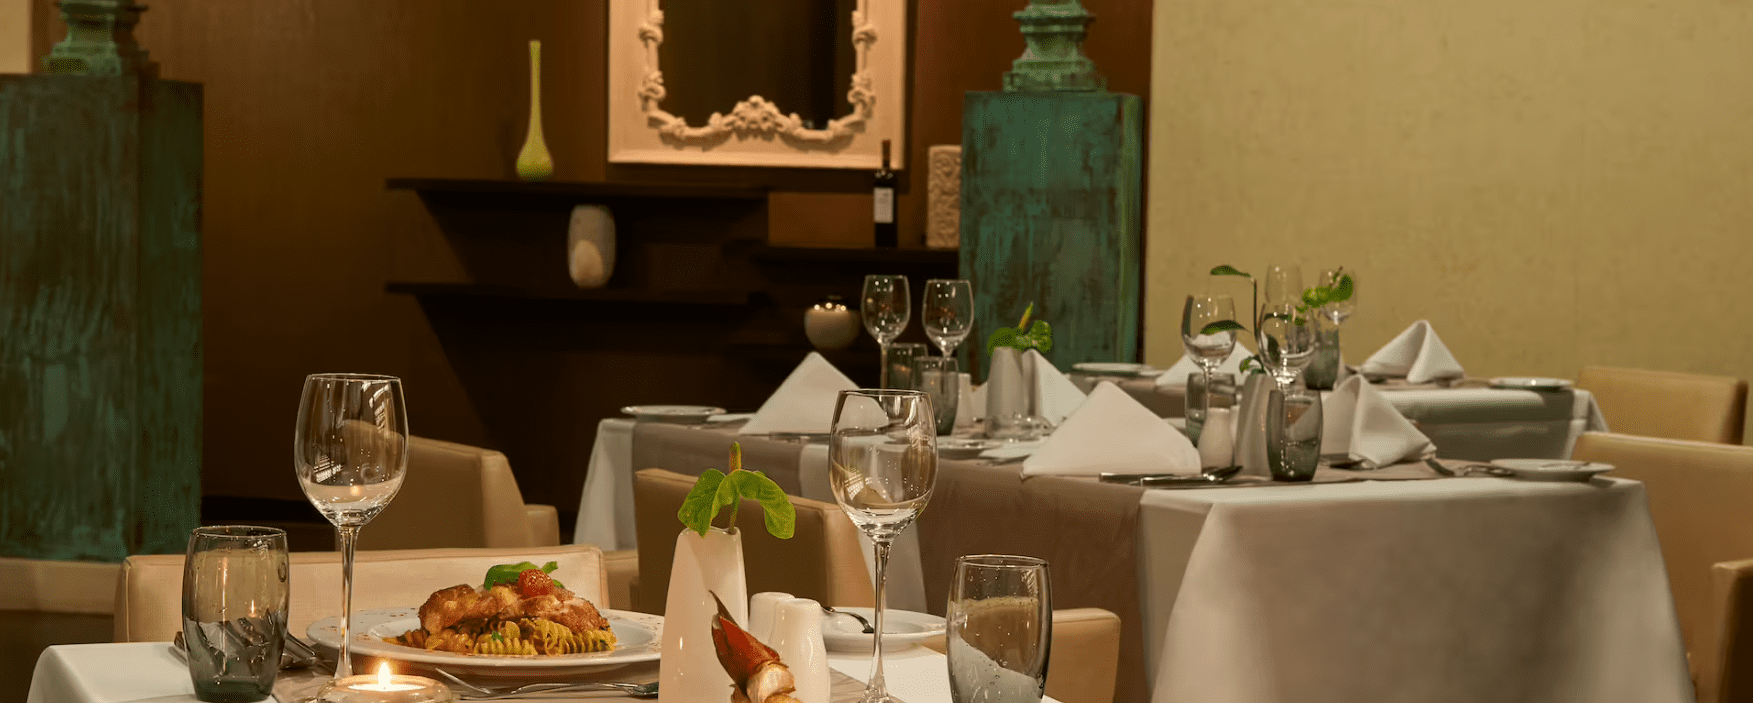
xmin=608 ymin=0 xmax=907 ymax=169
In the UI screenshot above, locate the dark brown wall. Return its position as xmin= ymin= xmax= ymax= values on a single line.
xmin=90 ymin=0 xmax=1151 ymax=511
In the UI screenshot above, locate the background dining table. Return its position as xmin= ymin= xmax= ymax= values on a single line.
xmin=578 ymin=418 xmax=1691 ymax=703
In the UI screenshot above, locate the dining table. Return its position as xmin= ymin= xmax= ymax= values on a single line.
xmin=27 ymin=639 xmax=1031 ymax=703
xmin=575 ymin=416 xmax=1692 ymax=703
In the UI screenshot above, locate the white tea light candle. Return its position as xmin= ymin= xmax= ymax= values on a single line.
xmin=316 ymin=663 xmax=453 ymax=703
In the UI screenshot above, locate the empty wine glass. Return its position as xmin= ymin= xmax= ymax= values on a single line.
xmin=1319 ymin=268 xmax=1356 ymax=327
xmin=923 ymin=279 xmax=974 ymax=357
xmin=1257 ymin=304 xmax=1317 ymax=391
xmin=1263 ymin=263 xmax=1303 ymax=308
xmin=862 ymin=275 xmax=912 ymax=387
xmin=830 ymin=389 xmax=937 ymax=703
xmin=294 ymin=374 xmax=408 ymax=679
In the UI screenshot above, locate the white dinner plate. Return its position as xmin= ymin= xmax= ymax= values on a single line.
xmin=1073 ymin=362 xmax=1155 ymax=376
xmin=821 ymin=607 xmax=945 ymax=653
xmin=938 ymin=438 xmax=1002 ymax=460
xmin=621 ymin=405 xmax=728 ymax=424
xmin=307 ymin=607 xmax=663 ymax=678
xmin=1488 ymin=377 xmax=1574 ymax=391
xmin=1488 ymin=459 xmax=1614 ymax=482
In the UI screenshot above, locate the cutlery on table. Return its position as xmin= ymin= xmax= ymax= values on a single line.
xmin=430 ymin=668 xmax=659 ymax=700
xmin=821 ymin=604 xmax=876 ymax=634
xmin=1425 ymin=458 xmax=1514 ymax=477
xmin=1099 ymin=464 xmax=1243 ymax=486
xmin=172 ymin=628 xmax=327 ymax=671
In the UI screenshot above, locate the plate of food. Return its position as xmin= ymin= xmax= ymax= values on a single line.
xmin=622 ymin=405 xmax=728 ymax=424
xmin=1488 ymin=377 xmax=1574 ymax=391
xmin=307 ymin=564 xmax=663 ymax=677
xmin=1487 ymin=458 xmax=1614 ymax=482
xmin=1073 ymin=362 xmax=1155 ymax=376
xmin=820 ymin=607 xmax=945 ymax=653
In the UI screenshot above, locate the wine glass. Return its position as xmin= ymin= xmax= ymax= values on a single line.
xmin=294 ymin=374 xmax=408 ymax=679
xmin=1319 ymin=268 xmax=1356 ymax=327
xmin=1182 ymin=294 xmax=1237 ymax=448
xmin=862 ymin=275 xmax=912 ymax=387
xmin=922 ymin=279 xmax=974 ymax=357
xmin=1263 ymin=263 xmax=1303 ymax=307
xmin=1256 ymin=304 xmax=1317 ymax=391
xmin=829 ymin=389 xmax=938 ymax=703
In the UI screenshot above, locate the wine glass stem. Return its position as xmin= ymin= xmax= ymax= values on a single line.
xmin=335 ymin=524 xmax=360 ymax=679
xmin=878 ymin=343 xmax=891 ymax=388
xmin=867 ymin=539 xmax=892 ymax=699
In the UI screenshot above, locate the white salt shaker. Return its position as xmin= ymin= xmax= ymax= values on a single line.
xmin=748 ymin=591 xmax=793 ymax=643
xmin=1199 ymin=407 xmax=1236 ymax=469
xmin=767 ymin=597 xmax=830 ymax=703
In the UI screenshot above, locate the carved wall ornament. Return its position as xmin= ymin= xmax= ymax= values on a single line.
xmin=926 ymin=145 xmax=962 ymax=249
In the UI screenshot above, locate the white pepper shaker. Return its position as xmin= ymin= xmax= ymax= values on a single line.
xmin=766 ymin=597 xmax=830 ymax=703
xmin=748 ymin=591 xmax=793 ymax=643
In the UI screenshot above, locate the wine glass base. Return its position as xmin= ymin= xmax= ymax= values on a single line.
xmin=858 ymin=690 xmax=905 ymax=703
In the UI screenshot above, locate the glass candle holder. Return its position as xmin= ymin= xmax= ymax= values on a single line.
xmin=316 ymin=663 xmax=453 ymax=703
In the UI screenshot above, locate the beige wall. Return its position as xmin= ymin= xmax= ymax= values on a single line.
xmin=1146 ymin=0 xmax=1753 ymax=441
xmin=0 ymin=0 xmax=28 ymax=73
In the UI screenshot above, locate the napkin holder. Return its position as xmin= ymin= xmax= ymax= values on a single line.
xmin=660 ymin=527 xmax=747 ymax=702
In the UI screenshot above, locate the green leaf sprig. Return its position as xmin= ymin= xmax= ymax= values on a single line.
xmin=678 ymin=443 xmax=797 ymax=539
xmin=986 ymin=303 xmax=1054 ymax=355
xmin=483 ymin=560 xmax=563 ymax=590
xmin=1203 ymin=265 xmax=1354 ymax=374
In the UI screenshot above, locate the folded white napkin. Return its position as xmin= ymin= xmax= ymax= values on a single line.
xmin=1022 ymin=350 xmax=1088 ymax=425
xmin=740 ymin=352 xmax=857 ymax=435
xmin=1157 ymin=347 xmax=1250 ymax=388
xmin=1321 ymin=375 xmax=1437 ymax=468
xmin=1022 ymin=382 xmax=1201 ymax=476
xmin=1360 ymin=320 xmax=1465 ymax=384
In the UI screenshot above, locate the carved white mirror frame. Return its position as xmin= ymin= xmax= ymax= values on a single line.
xmin=607 ymin=0 xmax=907 ymax=169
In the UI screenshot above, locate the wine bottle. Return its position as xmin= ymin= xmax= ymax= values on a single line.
xmin=873 ymin=139 xmax=897 ymax=248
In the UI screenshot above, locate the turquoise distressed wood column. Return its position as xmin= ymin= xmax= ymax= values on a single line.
xmin=960 ymin=0 xmax=1143 ymax=377
xmin=0 ymin=65 xmax=203 ymax=560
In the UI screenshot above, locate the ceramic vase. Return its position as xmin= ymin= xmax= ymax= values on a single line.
xmin=659 ymin=527 xmax=747 ymax=703
xmin=515 ymin=40 xmax=554 ymax=181
xmin=803 ymin=297 xmax=860 ymax=351
xmin=1234 ymin=374 xmax=1273 ymax=478
xmin=986 ymin=348 xmax=1028 ymax=439
xmin=767 ymin=597 xmax=831 ymax=703
xmin=567 ymin=205 xmax=615 ymax=288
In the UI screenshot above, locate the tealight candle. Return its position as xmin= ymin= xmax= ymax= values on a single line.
xmin=316 ymin=663 xmax=453 ymax=703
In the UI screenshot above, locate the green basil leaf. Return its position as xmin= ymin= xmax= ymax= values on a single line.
xmin=1211 ymin=265 xmax=1251 ymax=278
xmin=1199 ymin=320 xmax=1247 ymax=335
xmin=481 ymin=560 xmax=562 ymax=590
xmin=678 ymin=469 xmax=727 ymax=536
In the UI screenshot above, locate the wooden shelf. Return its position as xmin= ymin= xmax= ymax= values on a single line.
xmin=386 ymin=282 xmax=756 ymax=307
xmin=748 ymin=245 xmax=959 ymax=265
xmin=386 ymin=178 xmax=769 ymax=202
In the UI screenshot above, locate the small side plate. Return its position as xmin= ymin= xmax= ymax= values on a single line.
xmin=938 ymin=438 xmax=1001 ymax=460
xmin=1074 ymin=362 xmax=1156 ymax=376
xmin=821 ymin=607 xmax=945 ymax=653
xmin=1489 ymin=458 xmax=1613 ymax=482
xmin=1489 ymin=377 xmax=1574 ymax=391
xmin=621 ymin=405 xmax=728 ymax=424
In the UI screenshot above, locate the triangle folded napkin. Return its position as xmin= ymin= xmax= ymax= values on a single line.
xmin=1157 ymin=347 xmax=1250 ymax=388
xmin=1022 ymin=349 xmax=1088 ymax=425
xmin=740 ymin=352 xmax=858 ymax=435
xmin=1023 ymin=382 xmax=1201 ymax=477
xmin=1321 ymin=375 xmax=1437 ymax=468
xmin=1360 ymin=320 xmax=1465 ymax=384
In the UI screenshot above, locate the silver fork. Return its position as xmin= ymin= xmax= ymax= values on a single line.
xmin=430 ymin=668 xmax=659 ymax=699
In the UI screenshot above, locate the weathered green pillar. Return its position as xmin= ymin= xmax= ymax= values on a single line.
xmin=0 ymin=64 xmax=202 ymax=559
xmin=960 ymin=0 xmax=1143 ymax=376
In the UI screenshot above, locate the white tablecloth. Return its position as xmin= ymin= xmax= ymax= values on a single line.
xmin=1135 ymin=477 xmax=1693 ymax=703
xmin=27 ymin=642 xmax=1037 ymax=703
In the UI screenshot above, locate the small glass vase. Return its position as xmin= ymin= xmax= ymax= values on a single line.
xmin=1303 ymin=325 xmax=1343 ymax=390
xmin=1266 ymin=381 xmax=1324 ymax=482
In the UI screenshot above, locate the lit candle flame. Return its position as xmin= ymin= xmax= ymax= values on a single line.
xmin=378 ymin=662 xmax=393 ymax=687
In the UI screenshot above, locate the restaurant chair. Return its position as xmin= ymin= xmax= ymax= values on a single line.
xmin=631 ymin=469 xmax=1123 ymax=703
xmin=1576 ymin=365 xmax=1748 ymax=443
xmin=1571 ymin=431 xmax=1753 ymax=696
xmin=113 ymin=544 xmax=608 ymax=643
xmin=0 ymin=558 xmax=119 ymax=692
xmin=359 ymin=436 xmax=561 ymax=550
xmin=1710 ymin=558 xmax=1753 ymax=703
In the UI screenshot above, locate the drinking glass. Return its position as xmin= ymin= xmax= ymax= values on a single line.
xmin=1256 ymin=304 xmax=1317 ymax=391
xmin=945 ymin=555 xmax=1052 ymax=703
xmin=1263 ymin=263 xmax=1303 ymax=307
xmin=1266 ymin=386 xmax=1324 ymax=482
xmin=913 ymin=356 xmax=961 ymax=435
xmin=923 ymin=279 xmax=974 ymax=357
xmin=830 ymin=389 xmax=938 ymax=703
xmin=1183 ymin=371 xmax=1236 ymax=447
xmin=862 ymin=275 xmax=912 ymax=387
xmin=887 ymin=343 xmax=928 ymax=390
xmin=294 ymin=374 xmax=408 ymax=679
xmin=1318 ymin=268 xmax=1356 ymax=327
xmin=1181 ymin=294 xmax=1237 ymax=427
xmin=183 ymin=526 xmax=289 ymax=702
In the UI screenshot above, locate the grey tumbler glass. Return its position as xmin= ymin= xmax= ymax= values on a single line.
xmin=913 ymin=356 xmax=960 ymax=436
xmin=183 ymin=526 xmax=289 ymax=702
xmin=946 ymin=554 xmax=1052 ymax=703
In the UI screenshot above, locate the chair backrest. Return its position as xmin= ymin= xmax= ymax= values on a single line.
xmin=1572 ymin=431 xmax=1753 ymax=698
xmin=1711 ymin=559 xmax=1753 ymax=703
xmin=114 ymin=544 xmax=606 ymax=643
xmin=361 ymin=436 xmax=536 ymax=550
xmin=1576 ymin=365 xmax=1748 ymax=443
xmin=632 ymin=468 xmax=873 ymax=614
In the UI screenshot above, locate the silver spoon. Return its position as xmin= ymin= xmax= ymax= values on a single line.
xmin=821 ymin=604 xmax=876 ymax=634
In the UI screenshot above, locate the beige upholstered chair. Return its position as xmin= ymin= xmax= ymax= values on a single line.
xmin=360 ymin=436 xmax=560 ymax=550
xmin=1576 ymin=365 xmax=1748 ymax=443
xmin=114 ymin=544 xmax=607 ymax=643
xmin=1710 ymin=559 xmax=1753 ymax=703
xmin=631 ymin=468 xmax=874 ymax=613
xmin=631 ymin=468 xmax=1123 ymax=703
xmin=0 ymin=558 xmax=117 ymax=686
xmin=1572 ymin=432 xmax=1753 ymax=697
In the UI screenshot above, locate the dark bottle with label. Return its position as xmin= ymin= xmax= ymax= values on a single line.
xmin=873 ymin=139 xmax=897 ymax=247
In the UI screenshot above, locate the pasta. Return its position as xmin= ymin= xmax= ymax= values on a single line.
xmin=385 ymin=616 xmax=618 ymax=656
xmin=383 ymin=565 xmax=617 ymax=657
